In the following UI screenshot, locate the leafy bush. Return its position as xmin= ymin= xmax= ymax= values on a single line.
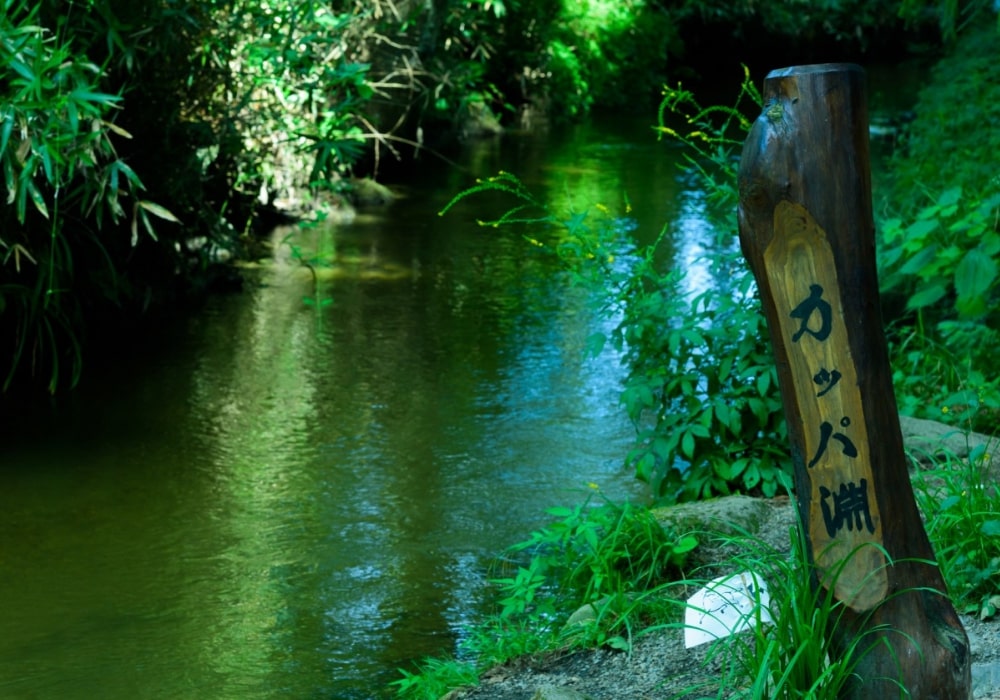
xmin=502 ymin=496 xmax=698 ymax=605
xmin=0 ymin=1 xmax=425 ymax=392
xmin=442 ymin=68 xmax=795 ymax=503
xmin=618 ymin=261 xmax=791 ymax=502
xmin=546 ymin=0 xmax=679 ymax=113
xmin=890 ymin=318 xmax=1000 ymax=432
xmin=912 ymin=439 xmax=1000 ymax=620
xmin=0 ymin=0 xmax=178 ymax=391
xmin=135 ymin=1 xmax=377 ymax=208
xmin=678 ymin=0 xmax=906 ymax=48
xmin=479 ymin=493 xmax=697 ymax=660
xmin=877 ymin=23 xmax=1000 ymax=433
xmin=879 ymin=186 xmax=1000 ymax=432
xmin=391 ymin=656 xmax=479 ymax=700
xmin=880 ymin=186 xmax=1000 ymax=321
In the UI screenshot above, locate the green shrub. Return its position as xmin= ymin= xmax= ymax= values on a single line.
xmin=0 ymin=0 xmax=177 ymax=391
xmin=890 ymin=318 xmax=1000 ymax=432
xmin=877 ymin=23 xmax=1000 ymax=433
xmin=502 ymin=495 xmax=698 ymax=604
xmin=441 ymin=69 xmax=795 ymax=503
xmin=912 ymin=437 xmax=1000 ymax=620
xmin=391 ymin=656 xmax=479 ymax=699
xmin=480 ymin=493 xmax=697 ymax=661
xmin=879 ymin=187 xmax=1000 ymax=321
xmin=618 ymin=259 xmax=792 ymax=502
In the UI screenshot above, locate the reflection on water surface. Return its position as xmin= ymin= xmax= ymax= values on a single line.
xmin=0 ymin=89 xmax=906 ymax=697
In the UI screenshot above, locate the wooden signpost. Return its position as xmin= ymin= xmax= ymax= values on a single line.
xmin=737 ymin=64 xmax=972 ymax=698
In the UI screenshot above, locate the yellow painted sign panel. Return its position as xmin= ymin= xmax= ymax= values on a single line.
xmin=765 ymin=200 xmax=887 ymax=612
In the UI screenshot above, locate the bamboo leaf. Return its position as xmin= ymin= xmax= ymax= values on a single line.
xmin=3 ymin=155 xmax=15 ymax=204
xmin=115 ymin=160 xmax=144 ymax=189
xmin=138 ymin=200 xmax=181 ymax=223
xmin=101 ymin=120 xmax=133 ymax=139
xmin=15 ymin=243 xmax=37 ymax=271
xmin=25 ymin=179 xmax=48 ymax=218
xmin=15 ymin=175 xmax=27 ymax=222
xmin=138 ymin=208 xmax=155 ymax=240
xmin=0 ymin=113 xmax=14 ymax=155
xmin=9 ymin=59 xmax=34 ymax=83
xmin=69 ymin=88 xmax=122 ymax=106
xmin=38 ymin=146 xmax=54 ymax=184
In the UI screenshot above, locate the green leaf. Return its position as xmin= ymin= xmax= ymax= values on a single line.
xmin=954 ymin=248 xmax=996 ymax=317
xmin=904 ymin=218 xmax=939 ymax=244
xmin=880 ymin=217 xmax=904 ymax=243
xmin=25 ymin=179 xmax=47 ymax=218
xmin=0 ymin=114 xmax=14 ymax=157
xmin=906 ymin=282 xmax=947 ymax=311
xmin=674 ymin=535 xmax=699 ymax=554
xmin=880 ymin=242 xmax=904 ymax=268
xmin=116 ymin=160 xmax=144 ymax=189
xmin=69 ymin=88 xmax=122 ymax=106
xmin=3 ymin=155 xmax=15 ymax=204
xmin=718 ymin=355 xmax=733 ymax=382
xmin=690 ymin=420 xmax=711 ymax=437
xmin=680 ymin=328 xmax=704 ymax=346
xmin=940 ymin=495 xmax=961 ymax=511
xmin=585 ymin=332 xmax=607 ymax=358
xmin=756 ymin=371 xmax=771 ymax=396
xmin=667 ymin=330 xmax=680 ymax=355
xmin=899 ymin=244 xmax=940 ymax=276
xmin=9 ymin=59 xmax=35 ymax=83
xmin=102 ymin=120 xmax=133 ymax=139
xmin=747 ymin=397 xmax=768 ymax=424
xmin=937 ymin=185 xmax=962 ymax=208
xmin=981 ymin=520 xmax=1000 ymax=537
xmin=139 ymin=208 xmax=156 ymax=241
xmin=715 ymin=458 xmax=748 ymax=482
xmin=680 ymin=430 xmax=695 ymax=459
xmin=714 ymin=399 xmax=731 ymax=430
xmin=606 ymin=636 xmax=630 ymax=651
xmin=138 ymin=200 xmax=181 ymax=223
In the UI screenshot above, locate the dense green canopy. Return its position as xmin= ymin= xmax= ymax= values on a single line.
xmin=0 ymin=0 xmax=989 ymax=392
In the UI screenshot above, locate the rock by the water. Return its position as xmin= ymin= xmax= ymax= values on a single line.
xmin=652 ymin=494 xmax=772 ymax=536
xmin=348 ymin=177 xmax=395 ymax=206
xmin=530 ymin=685 xmax=595 ymax=700
xmin=900 ymin=414 xmax=999 ymax=475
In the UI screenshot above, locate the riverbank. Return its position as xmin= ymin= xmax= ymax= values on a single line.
xmin=446 ymin=494 xmax=1000 ymax=699
xmin=393 ymin=412 xmax=1000 ymax=699
xmin=390 ymin=20 xmax=1000 ymax=698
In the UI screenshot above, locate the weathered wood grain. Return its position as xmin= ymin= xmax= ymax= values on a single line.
xmin=737 ymin=63 xmax=971 ymax=699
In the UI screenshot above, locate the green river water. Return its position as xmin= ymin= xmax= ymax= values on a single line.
xmin=0 ymin=66 xmax=919 ymax=699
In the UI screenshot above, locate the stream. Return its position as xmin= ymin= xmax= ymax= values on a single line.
xmin=0 ymin=65 xmax=920 ymax=699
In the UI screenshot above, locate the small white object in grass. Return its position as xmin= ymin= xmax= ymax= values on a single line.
xmin=684 ymin=570 xmax=772 ymax=648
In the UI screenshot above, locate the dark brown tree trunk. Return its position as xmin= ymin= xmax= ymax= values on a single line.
xmin=737 ymin=63 xmax=971 ymax=699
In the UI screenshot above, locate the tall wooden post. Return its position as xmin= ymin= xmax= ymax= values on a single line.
xmin=737 ymin=64 xmax=971 ymax=698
